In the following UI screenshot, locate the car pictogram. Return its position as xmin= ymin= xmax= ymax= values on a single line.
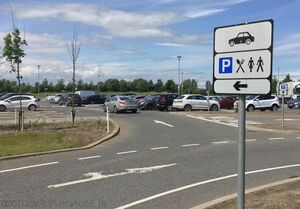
xmin=229 ymin=32 xmax=255 ymax=47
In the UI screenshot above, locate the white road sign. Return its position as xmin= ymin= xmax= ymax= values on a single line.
xmin=213 ymin=19 xmax=273 ymax=95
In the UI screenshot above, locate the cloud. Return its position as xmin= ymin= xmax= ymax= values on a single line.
xmin=275 ymin=33 xmax=300 ymax=55
xmin=185 ymin=8 xmax=226 ymax=18
xmin=155 ymin=42 xmax=186 ymax=47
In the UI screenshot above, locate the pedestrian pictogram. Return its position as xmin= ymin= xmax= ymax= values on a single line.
xmin=248 ymin=57 xmax=254 ymax=72
xmin=257 ymin=56 xmax=264 ymax=72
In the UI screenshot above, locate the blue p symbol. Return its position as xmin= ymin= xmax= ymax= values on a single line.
xmin=219 ymin=57 xmax=232 ymax=74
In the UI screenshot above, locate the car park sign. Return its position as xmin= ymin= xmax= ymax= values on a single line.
xmin=213 ymin=19 xmax=273 ymax=95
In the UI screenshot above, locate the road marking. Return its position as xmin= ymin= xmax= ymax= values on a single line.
xmin=182 ymin=144 xmax=200 ymax=147
xmin=117 ymin=150 xmax=137 ymax=155
xmin=150 ymin=147 xmax=169 ymax=150
xmin=78 ymin=155 xmax=101 ymax=160
xmin=48 ymin=163 xmax=176 ymax=188
xmin=246 ymin=139 xmax=257 ymax=142
xmin=186 ymin=115 xmax=238 ymax=128
xmin=212 ymin=141 xmax=229 ymax=144
xmin=115 ymin=163 xmax=300 ymax=209
xmin=268 ymin=137 xmax=285 ymax=141
xmin=154 ymin=120 xmax=174 ymax=128
xmin=296 ymin=137 xmax=300 ymax=139
xmin=0 ymin=162 xmax=59 ymax=174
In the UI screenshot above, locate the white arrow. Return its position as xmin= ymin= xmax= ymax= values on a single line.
xmin=48 ymin=163 xmax=176 ymax=188
xmin=154 ymin=120 xmax=174 ymax=127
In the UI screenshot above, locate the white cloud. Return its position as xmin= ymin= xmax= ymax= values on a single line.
xmin=185 ymin=8 xmax=226 ymax=18
xmin=275 ymin=33 xmax=300 ymax=55
xmin=155 ymin=42 xmax=186 ymax=47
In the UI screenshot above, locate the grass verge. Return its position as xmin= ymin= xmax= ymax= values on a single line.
xmin=0 ymin=132 xmax=78 ymax=157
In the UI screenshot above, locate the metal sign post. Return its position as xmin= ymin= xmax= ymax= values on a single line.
xmin=213 ymin=19 xmax=273 ymax=209
xmin=282 ymin=94 xmax=284 ymax=127
xmin=279 ymin=83 xmax=287 ymax=128
xmin=237 ymin=95 xmax=246 ymax=209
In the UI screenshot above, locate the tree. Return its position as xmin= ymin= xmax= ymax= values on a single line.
xmin=2 ymin=28 xmax=27 ymax=131
xmin=164 ymin=79 xmax=177 ymax=92
xmin=282 ymin=74 xmax=292 ymax=83
xmin=56 ymin=79 xmax=65 ymax=92
xmin=154 ymin=79 xmax=164 ymax=92
xmin=119 ymin=80 xmax=128 ymax=91
xmin=67 ymin=26 xmax=81 ymax=126
xmin=105 ymin=79 xmax=120 ymax=91
xmin=272 ymin=76 xmax=278 ymax=94
xmin=182 ymin=79 xmax=198 ymax=94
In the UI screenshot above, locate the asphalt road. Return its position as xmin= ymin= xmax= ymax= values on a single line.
xmin=0 ymin=108 xmax=299 ymax=209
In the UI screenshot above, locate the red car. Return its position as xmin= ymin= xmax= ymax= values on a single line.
xmin=218 ymin=97 xmax=236 ymax=109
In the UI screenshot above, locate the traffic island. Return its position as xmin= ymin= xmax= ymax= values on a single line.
xmin=0 ymin=119 xmax=119 ymax=160
xmin=193 ymin=177 xmax=300 ymax=209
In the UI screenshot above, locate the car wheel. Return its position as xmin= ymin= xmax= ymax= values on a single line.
xmin=210 ymin=104 xmax=219 ymax=111
xmin=0 ymin=105 xmax=6 ymax=112
xmin=229 ymin=41 xmax=235 ymax=46
xmin=28 ymin=104 xmax=37 ymax=111
xmin=114 ymin=106 xmax=119 ymax=113
xmin=184 ymin=104 xmax=192 ymax=111
xmin=260 ymin=109 xmax=266 ymax=111
xmin=247 ymin=105 xmax=255 ymax=112
xmin=167 ymin=105 xmax=172 ymax=111
xmin=246 ymin=39 xmax=251 ymax=45
xmin=158 ymin=108 xmax=163 ymax=111
xmin=271 ymin=105 xmax=279 ymax=111
xmin=132 ymin=109 xmax=137 ymax=113
xmin=91 ymin=101 xmax=95 ymax=104
xmin=145 ymin=104 xmax=152 ymax=110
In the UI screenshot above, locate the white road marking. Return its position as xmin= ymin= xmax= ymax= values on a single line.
xmin=154 ymin=120 xmax=174 ymax=128
xmin=150 ymin=147 xmax=169 ymax=150
xmin=117 ymin=150 xmax=137 ymax=155
xmin=182 ymin=144 xmax=200 ymax=147
xmin=115 ymin=163 xmax=300 ymax=209
xmin=48 ymin=163 xmax=176 ymax=188
xmin=296 ymin=137 xmax=300 ymax=139
xmin=212 ymin=141 xmax=229 ymax=144
xmin=275 ymin=118 xmax=300 ymax=121
xmin=0 ymin=162 xmax=59 ymax=174
xmin=268 ymin=137 xmax=285 ymax=141
xmin=246 ymin=139 xmax=257 ymax=142
xmin=78 ymin=155 xmax=101 ymax=160
xmin=186 ymin=115 xmax=238 ymax=128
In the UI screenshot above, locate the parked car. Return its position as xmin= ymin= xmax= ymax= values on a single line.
xmin=57 ymin=93 xmax=81 ymax=106
xmin=133 ymin=95 xmax=146 ymax=104
xmin=287 ymin=96 xmax=300 ymax=109
xmin=234 ymin=95 xmax=280 ymax=112
xmin=138 ymin=95 xmax=160 ymax=110
xmin=156 ymin=93 xmax=179 ymax=111
xmin=52 ymin=95 xmax=64 ymax=103
xmin=172 ymin=94 xmax=220 ymax=111
xmin=229 ymin=32 xmax=255 ymax=46
xmin=0 ymin=93 xmax=32 ymax=101
xmin=0 ymin=92 xmax=8 ymax=98
xmin=104 ymin=95 xmax=138 ymax=113
xmin=208 ymin=96 xmax=223 ymax=101
xmin=0 ymin=95 xmax=39 ymax=112
xmin=218 ymin=96 xmax=236 ymax=109
xmin=82 ymin=95 xmax=106 ymax=104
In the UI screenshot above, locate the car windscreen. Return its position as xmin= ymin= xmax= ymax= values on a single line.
xmin=246 ymin=95 xmax=256 ymax=100
xmin=176 ymin=96 xmax=185 ymax=99
xmin=119 ymin=96 xmax=131 ymax=101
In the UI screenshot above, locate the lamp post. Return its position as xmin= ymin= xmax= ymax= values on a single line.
xmin=177 ymin=56 xmax=182 ymax=94
xmin=37 ymin=65 xmax=40 ymax=95
xmin=181 ymin=72 xmax=184 ymax=94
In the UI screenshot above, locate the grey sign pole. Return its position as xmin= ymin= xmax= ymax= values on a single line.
xmin=237 ymin=95 xmax=246 ymax=209
xmin=282 ymin=94 xmax=284 ymax=127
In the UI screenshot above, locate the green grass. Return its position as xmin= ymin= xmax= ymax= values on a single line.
xmin=0 ymin=132 xmax=79 ymax=157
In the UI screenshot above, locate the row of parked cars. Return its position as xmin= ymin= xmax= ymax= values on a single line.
xmin=46 ymin=94 xmax=106 ymax=106
xmin=0 ymin=92 xmax=40 ymax=112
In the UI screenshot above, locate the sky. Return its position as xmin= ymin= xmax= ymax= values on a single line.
xmin=0 ymin=0 xmax=300 ymax=88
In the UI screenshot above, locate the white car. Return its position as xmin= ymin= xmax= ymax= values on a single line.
xmin=0 ymin=95 xmax=40 ymax=112
xmin=234 ymin=95 xmax=280 ymax=112
xmin=172 ymin=94 xmax=220 ymax=111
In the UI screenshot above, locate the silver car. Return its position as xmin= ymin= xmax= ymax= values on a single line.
xmin=0 ymin=95 xmax=40 ymax=112
xmin=104 ymin=96 xmax=138 ymax=113
xmin=172 ymin=94 xmax=220 ymax=111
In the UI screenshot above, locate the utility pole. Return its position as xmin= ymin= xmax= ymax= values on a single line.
xmin=177 ymin=56 xmax=181 ymax=95
xmin=181 ymin=72 xmax=184 ymax=94
xmin=37 ymin=65 xmax=40 ymax=95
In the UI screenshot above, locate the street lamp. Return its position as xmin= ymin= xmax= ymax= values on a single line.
xmin=37 ymin=65 xmax=40 ymax=95
xmin=177 ymin=56 xmax=182 ymax=94
xmin=181 ymin=72 xmax=184 ymax=94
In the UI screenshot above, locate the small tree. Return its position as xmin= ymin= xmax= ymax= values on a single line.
xmin=282 ymin=74 xmax=293 ymax=83
xmin=67 ymin=27 xmax=81 ymax=126
xmin=2 ymin=28 xmax=27 ymax=131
